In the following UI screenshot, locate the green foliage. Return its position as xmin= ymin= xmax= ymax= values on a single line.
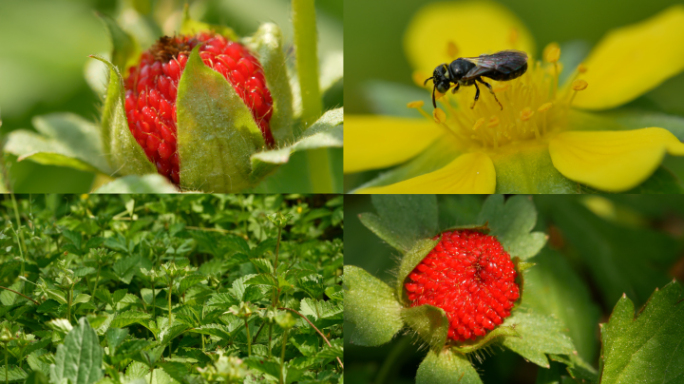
xmin=0 ymin=194 xmax=343 ymax=384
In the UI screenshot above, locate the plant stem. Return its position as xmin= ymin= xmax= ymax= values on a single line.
xmin=92 ymin=264 xmax=101 ymax=298
xmin=0 ymin=286 xmax=39 ymax=305
xmin=5 ymin=345 xmax=8 ymax=384
xmin=167 ymin=277 xmax=173 ymax=324
xmin=280 ymin=307 xmax=343 ymax=369
xmin=151 ymin=276 xmax=156 ymax=322
xmin=149 ymin=367 xmax=154 ymax=384
xmin=374 ymin=337 xmax=412 ymax=384
xmin=10 ymin=194 xmax=26 ymax=278
xmin=67 ymin=285 xmax=73 ymax=323
xmin=268 ymin=324 xmax=273 ymax=358
xmin=274 ymin=226 xmax=282 ymax=274
xmin=292 ymin=0 xmax=334 ymax=192
xmin=279 ymin=328 xmax=288 ymax=384
xmin=244 ymin=318 xmax=251 ymax=357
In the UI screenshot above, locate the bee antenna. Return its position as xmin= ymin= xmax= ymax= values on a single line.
xmin=432 ymin=85 xmax=437 ymax=108
xmin=424 ymin=77 xmax=434 ymax=86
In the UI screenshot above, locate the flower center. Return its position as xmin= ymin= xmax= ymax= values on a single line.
xmin=410 ymin=43 xmax=588 ymax=150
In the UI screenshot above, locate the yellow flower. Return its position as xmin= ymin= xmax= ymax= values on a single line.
xmin=345 ymin=2 xmax=684 ymax=193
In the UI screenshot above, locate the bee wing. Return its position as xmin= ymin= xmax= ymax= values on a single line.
xmin=462 ymin=50 xmax=528 ymax=80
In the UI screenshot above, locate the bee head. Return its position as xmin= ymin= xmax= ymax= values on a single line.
xmin=425 ymin=64 xmax=452 ymax=108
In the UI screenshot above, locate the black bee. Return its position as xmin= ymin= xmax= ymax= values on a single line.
xmin=424 ymin=50 xmax=528 ymax=110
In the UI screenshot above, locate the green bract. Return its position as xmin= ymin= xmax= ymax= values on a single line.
xmin=344 ymin=195 xmax=594 ymax=384
xmin=1 ymin=7 xmax=343 ymax=193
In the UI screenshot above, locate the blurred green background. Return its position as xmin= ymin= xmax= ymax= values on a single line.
xmin=345 ymin=194 xmax=684 ymax=384
xmin=0 ymin=0 xmax=342 ymax=192
xmin=344 ymin=0 xmax=684 ymax=190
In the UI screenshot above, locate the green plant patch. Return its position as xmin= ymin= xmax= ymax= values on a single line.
xmin=0 ymin=194 xmax=343 ymax=384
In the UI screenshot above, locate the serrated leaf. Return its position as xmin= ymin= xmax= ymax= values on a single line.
xmin=250 ymin=258 xmax=274 ymax=274
xmin=113 ymin=289 xmax=127 ymax=304
xmin=500 ymin=310 xmax=576 ymax=368
xmin=245 ymin=274 xmax=277 ymax=287
xmin=178 ymin=275 xmax=205 ymax=295
xmin=401 ymin=305 xmax=448 ymax=351
xmin=416 ymin=350 xmax=482 ymax=384
xmin=343 ymin=265 xmax=403 ymax=346
xmin=599 ymin=282 xmax=684 ymax=384
xmin=359 ymin=195 xmax=439 ymax=252
xmin=176 ymin=46 xmax=264 ymax=192
xmin=72 ymin=294 xmax=91 ymax=305
xmin=522 ymin=248 xmax=600 ymax=362
xmin=110 ymin=311 xmax=152 ymax=328
xmin=477 ymin=195 xmax=546 ymax=260
xmin=112 ymin=256 xmax=141 ymax=284
xmin=0 ymin=366 xmax=28 ymax=382
xmin=3 ymin=114 xmax=112 ymax=174
xmin=49 ymin=317 xmax=103 ymax=384
xmin=0 ymin=281 xmax=24 ymax=306
xmin=297 ymin=274 xmax=325 ymax=299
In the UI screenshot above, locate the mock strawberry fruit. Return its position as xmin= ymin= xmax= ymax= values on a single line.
xmin=404 ymin=230 xmax=520 ymax=342
xmin=123 ymin=33 xmax=275 ymax=184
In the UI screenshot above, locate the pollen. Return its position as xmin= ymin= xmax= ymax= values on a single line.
xmin=415 ymin=45 xmax=582 ymax=150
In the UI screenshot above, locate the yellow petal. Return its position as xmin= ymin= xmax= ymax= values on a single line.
xmin=548 ymin=128 xmax=684 ymax=192
xmin=355 ymin=152 xmax=496 ymax=194
xmin=404 ymin=2 xmax=535 ymax=75
xmin=573 ymin=5 xmax=684 ymax=110
xmin=344 ymin=115 xmax=444 ymax=173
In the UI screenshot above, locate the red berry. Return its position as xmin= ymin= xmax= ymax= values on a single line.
xmin=123 ymin=34 xmax=275 ymax=185
xmin=404 ymin=230 xmax=520 ymax=342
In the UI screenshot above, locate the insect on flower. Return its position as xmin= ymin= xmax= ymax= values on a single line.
xmin=424 ymin=50 xmax=528 ymax=110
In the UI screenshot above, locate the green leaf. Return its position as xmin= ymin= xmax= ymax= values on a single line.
xmin=394 ymin=237 xmax=440 ymax=301
xmin=599 ymin=281 xmax=684 ymax=384
xmin=0 ymin=366 xmax=28 ymax=382
xmin=250 ymin=108 xmax=343 ymax=178
xmin=245 ymin=274 xmax=277 ymax=287
xmin=537 ymin=197 xmax=679 ymax=307
xmin=111 ymin=311 xmax=152 ymax=328
xmin=37 ymin=300 xmax=61 ymax=314
xmin=94 ymin=175 xmax=178 ymax=193
xmin=106 ymin=328 xmax=128 ymax=356
xmin=0 ymin=281 xmax=24 ymax=305
xmin=343 ymin=265 xmax=403 ymax=346
xmin=178 ymin=275 xmax=205 ymax=295
xmin=401 ymin=305 xmax=447 ymax=351
xmin=112 ymin=256 xmax=141 ymax=284
xmin=50 ymin=317 xmax=104 ymax=384
xmin=416 ymin=350 xmax=482 ymax=384
xmin=522 ymin=248 xmax=600 ymax=362
xmin=244 ymin=23 xmax=294 ymax=143
xmin=478 ymin=195 xmax=547 ymax=260
xmin=188 ymin=324 xmax=233 ymax=340
xmin=3 ymin=113 xmax=112 ymax=174
xmin=492 ymin=144 xmax=579 ymax=193
xmin=90 ymin=55 xmax=157 ymax=177
xmin=500 ymin=310 xmax=576 ymax=368
xmin=359 ymin=194 xmax=438 ymax=252
xmin=113 ymin=289 xmax=127 ymax=304
xmin=176 ymin=46 xmax=264 ymax=192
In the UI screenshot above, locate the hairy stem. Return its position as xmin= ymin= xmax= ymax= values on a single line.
xmin=67 ymin=285 xmax=73 ymax=324
xmin=0 ymin=286 xmax=39 ymax=305
xmin=10 ymin=194 xmax=26 ymax=278
xmin=268 ymin=323 xmax=273 ymax=358
xmin=280 ymin=307 xmax=343 ymax=369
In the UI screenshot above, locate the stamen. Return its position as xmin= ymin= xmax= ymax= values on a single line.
xmin=537 ymin=102 xmax=553 ymax=113
xmin=519 ymin=107 xmax=534 ymax=121
xmin=568 ymin=79 xmax=588 ymax=105
xmin=413 ymin=71 xmax=430 ymax=88
xmin=407 ymin=101 xmax=424 ymax=109
xmin=447 ymin=41 xmax=459 ymax=59
xmin=577 ymin=64 xmax=588 ymax=74
xmin=433 ymin=108 xmax=446 ymax=123
xmin=472 ymin=117 xmax=485 ymax=131
xmin=543 ymin=43 xmax=561 ymax=63
xmin=487 ymin=116 xmax=500 ymax=128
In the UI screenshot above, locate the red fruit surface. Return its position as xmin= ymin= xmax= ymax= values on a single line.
xmin=404 ymin=230 xmax=520 ymax=342
xmin=123 ymin=33 xmax=275 ymax=184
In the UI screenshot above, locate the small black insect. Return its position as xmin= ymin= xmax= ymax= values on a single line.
xmin=424 ymin=50 xmax=528 ymax=110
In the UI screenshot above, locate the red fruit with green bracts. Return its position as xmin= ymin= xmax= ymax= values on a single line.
xmin=123 ymin=33 xmax=275 ymax=184
xmin=404 ymin=230 xmax=520 ymax=342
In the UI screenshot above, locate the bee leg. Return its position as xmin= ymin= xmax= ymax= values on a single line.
xmin=451 ymin=83 xmax=460 ymax=94
xmin=470 ymin=82 xmax=480 ymax=109
xmin=477 ymin=78 xmax=503 ymax=110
